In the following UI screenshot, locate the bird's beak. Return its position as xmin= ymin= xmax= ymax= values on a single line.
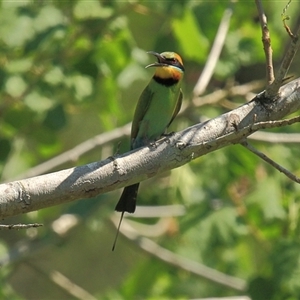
xmin=145 ymin=51 xmax=168 ymax=68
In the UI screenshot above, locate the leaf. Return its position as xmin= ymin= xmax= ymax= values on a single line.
xmin=5 ymin=75 xmax=27 ymax=97
xmin=248 ymin=276 xmax=275 ymax=300
xmin=246 ymin=178 xmax=286 ymax=220
xmin=33 ymin=5 xmax=64 ymax=32
xmin=43 ymin=104 xmax=66 ymax=130
xmin=172 ymin=10 xmax=208 ymax=62
xmin=271 ymin=240 xmax=300 ymax=296
xmin=24 ymin=92 xmax=53 ymax=113
xmin=66 ymin=75 xmax=93 ymax=101
xmin=73 ymin=1 xmax=113 ymax=20
xmin=1 ymin=14 xmax=34 ymax=47
xmin=4 ymin=106 xmax=35 ymax=130
xmin=44 ymin=67 xmax=65 ymax=86
xmin=199 ymin=207 xmax=247 ymax=245
xmin=0 ymin=138 xmax=11 ymax=162
xmin=5 ymin=58 xmax=32 ymax=73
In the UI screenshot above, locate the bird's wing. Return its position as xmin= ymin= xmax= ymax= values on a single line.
xmin=167 ymin=88 xmax=183 ymax=129
xmin=131 ymin=85 xmax=154 ymax=142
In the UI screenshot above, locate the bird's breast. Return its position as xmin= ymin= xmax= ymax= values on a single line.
xmin=133 ymin=84 xmax=180 ymax=148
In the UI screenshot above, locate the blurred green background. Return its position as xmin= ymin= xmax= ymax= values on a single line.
xmin=1 ymin=1 xmax=300 ymax=299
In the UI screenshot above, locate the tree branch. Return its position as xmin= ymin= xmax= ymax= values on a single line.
xmin=8 ymin=80 xmax=264 ymax=182
xmin=26 ymin=262 xmax=97 ymax=300
xmin=1 ymin=79 xmax=300 ymax=219
xmin=255 ymin=0 xmax=274 ymax=85
xmin=250 ymin=131 xmax=300 ymax=143
xmin=112 ymin=217 xmax=247 ymax=291
xmin=266 ymin=5 xmax=300 ymax=97
xmin=0 ymin=223 xmax=43 ymax=230
xmin=241 ymin=140 xmax=300 ymax=183
xmin=193 ymin=6 xmax=232 ymax=97
xmin=8 ymin=123 xmax=131 ymax=182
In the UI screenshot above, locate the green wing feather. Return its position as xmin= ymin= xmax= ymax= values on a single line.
xmin=131 ymin=85 xmax=153 ymax=146
xmin=167 ymin=89 xmax=182 ymax=129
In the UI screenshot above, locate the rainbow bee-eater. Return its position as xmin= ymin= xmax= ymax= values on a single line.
xmin=112 ymin=51 xmax=184 ymax=250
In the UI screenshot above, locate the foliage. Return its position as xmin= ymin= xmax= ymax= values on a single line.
xmin=0 ymin=1 xmax=300 ymax=299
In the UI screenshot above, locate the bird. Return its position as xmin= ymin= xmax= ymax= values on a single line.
xmin=112 ymin=51 xmax=184 ymax=250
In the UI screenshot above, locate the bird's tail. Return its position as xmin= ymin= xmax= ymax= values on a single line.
xmin=115 ymin=183 xmax=139 ymax=213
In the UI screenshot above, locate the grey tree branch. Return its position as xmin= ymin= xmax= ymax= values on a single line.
xmin=255 ymin=0 xmax=300 ymax=98
xmin=255 ymin=0 xmax=274 ymax=85
xmin=8 ymin=80 xmax=264 ymax=183
xmin=266 ymin=5 xmax=300 ymax=97
xmin=250 ymin=131 xmax=300 ymax=143
xmin=241 ymin=140 xmax=300 ymax=183
xmin=193 ymin=6 xmax=232 ymax=97
xmin=0 ymin=223 xmax=43 ymax=229
xmin=26 ymin=262 xmax=97 ymax=300
xmin=8 ymin=123 xmax=131 ymax=182
xmin=192 ymin=80 xmax=264 ymax=108
xmin=112 ymin=216 xmax=247 ymax=291
xmin=1 ymin=79 xmax=300 ymax=220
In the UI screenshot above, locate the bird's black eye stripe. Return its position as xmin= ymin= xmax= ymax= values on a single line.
xmin=162 ymin=56 xmax=184 ymax=71
xmin=165 ymin=57 xmax=177 ymax=63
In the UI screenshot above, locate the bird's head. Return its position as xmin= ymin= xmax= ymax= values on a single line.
xmin=146 ymin=51 xmax=184 ymax=81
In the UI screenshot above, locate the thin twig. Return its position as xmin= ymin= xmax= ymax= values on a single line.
xmin=266 ymin=6 xmax=300 ymax=97
xmin=282 ymin=0 xmax=295 ymax=39
xmin=0 ymin=223 xmax=43 ymax=230
xmin=8 ymin=123 xmax=131 ymax=181
xmin=193 ymin=6 xmax=233 ymax=97
xmin=111 ymin=218 xmax=247 ymax=291
xmin=241 ymin=140 xmax=300 ymax=183
xmin=255 ymin=0 xmax=274 ymax=85
xmin=50 ymin=270 xmax=97 ymax=300
xmin=193 ymin=80 xmax=264 ymax=107
xmin=246 ymin=115 xmax=300 ymax=131
xmin=26 ymin=262 xmax=97 ymax=300
xmin=250 ymin=131 xmax=300 ymax=143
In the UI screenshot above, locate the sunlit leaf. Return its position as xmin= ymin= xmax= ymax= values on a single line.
xmin=172 ymin=9 xmax=209 ymax=62
xmin=246 ymin=178 xmax=286 ymax=220
xmin=73 ymin=1 xmax=113 ymax=20
xmin=33 ymin=5 xmax=64 ymax=32
xmin=24 ymin=92 xmax=53 ymax=113
xmin=5 ymin=75 xmax=27 ymax=97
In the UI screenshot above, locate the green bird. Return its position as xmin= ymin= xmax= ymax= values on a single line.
xmin=112 ymin=51 xmax=184 ymax=250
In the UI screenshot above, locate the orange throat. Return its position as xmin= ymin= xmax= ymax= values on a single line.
xmin=155 ymin=66 xmax=183 ymax=82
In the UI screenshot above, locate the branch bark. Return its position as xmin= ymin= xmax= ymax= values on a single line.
xmin=255 ymin=0 xmax=274 ymax=85
xmin=1 ymin=79 xmax=300 ymax=219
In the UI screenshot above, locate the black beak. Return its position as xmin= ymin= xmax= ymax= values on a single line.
xmin=145 ymin=51 xmax=168 ymax=68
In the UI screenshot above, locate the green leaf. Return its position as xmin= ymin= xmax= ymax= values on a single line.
xmin=0 ymin=138 xmax=11 ymax=162
xmin=172 ymin=10 xmax=209 ymax=61
xmin=248 ymin=276 xmax=275 ymax=300
xmin=5 ymin=58 xmax=32 ymax=73
xmin=43 ymin=104 xmax=66 ymax=130
xmin=33 ymin=5 xmax=64 ymax=32
xmin=2 ymin=15 xmax=34 ymax=47
xmin=199 ymin=207 xmax=247 ymax=245
xmin=5 ymin=75 xmax=27 ymax=97
xmin=43 ymin=66 xmax=65 ymax=86
xmin=73 ymin=1 xmax=113 ymax=20
xmin=271 ymin=240 xmax=300 ymax=296
xmin=66 ymin=75 xmax=93 ymax=101
xmin=24 ymin=92 xmax=53 ymax=113
xmin=246 ymin=178 xmax=286 ymax=220
xmin=4 ymin=106 xmax=35 ymax=130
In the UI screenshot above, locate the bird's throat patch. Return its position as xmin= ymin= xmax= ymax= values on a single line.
xmin=153 ymin=75 xmax=178 ymax=87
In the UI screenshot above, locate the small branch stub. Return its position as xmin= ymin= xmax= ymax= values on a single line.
xmin=0 ymin=223 xmax=43 ymax=230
